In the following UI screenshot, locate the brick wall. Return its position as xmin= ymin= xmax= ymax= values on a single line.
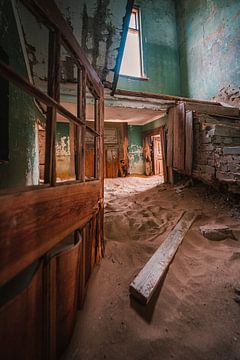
xmin=192 ymin=113 xmax=240 ymax=193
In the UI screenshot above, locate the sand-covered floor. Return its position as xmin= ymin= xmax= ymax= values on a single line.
xmin=65 ymin=176 xmax=240 ymax=360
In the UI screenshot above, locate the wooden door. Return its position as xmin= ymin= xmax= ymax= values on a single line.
xmin=153 ymin=136 xmax=163 ymax=175
xmin=105 ymin=146 xmax=119 ymax=178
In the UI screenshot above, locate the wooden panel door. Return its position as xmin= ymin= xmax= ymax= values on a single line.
xmin=153 ymin=137 xmax=163 ymax=175
xmin=105 ymin=146 xmax=119 ymax=178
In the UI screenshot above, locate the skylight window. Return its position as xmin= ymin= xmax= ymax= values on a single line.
xmin=120 ymin=7 xmax=144 ymax=78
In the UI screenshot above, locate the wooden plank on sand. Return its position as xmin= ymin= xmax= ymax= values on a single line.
xmin=129 ymin=211 xmax=198 ymax=305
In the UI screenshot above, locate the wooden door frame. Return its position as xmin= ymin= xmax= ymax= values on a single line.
xmin=142 ymin=126 xmax=167 ymax=182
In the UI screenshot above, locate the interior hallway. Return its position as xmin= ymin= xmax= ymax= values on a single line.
xmin=64 ymin=177 xmax=240 ymax=360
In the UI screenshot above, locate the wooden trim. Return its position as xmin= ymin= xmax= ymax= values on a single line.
xmin=0 ymin=181 xmax=102 ymax=286
xmin=185 ymin=102 xmax=239 ymax=117
xmin=114 ymin=89 xmax=223 ymax=106
xmin=160 ymin=127 xmax=168 ymax=183
xmin=185 ymin=111 xmax=193 ymax=176
xmin=75 ymin=68 xmax=81 ymax=181
xmin=111 ymin=0 xmax=134 ymax=95
xmin=44 ymin=30 xmax=60 ymax=186
xmin=81 ymin=69 xmax=87 ymax=181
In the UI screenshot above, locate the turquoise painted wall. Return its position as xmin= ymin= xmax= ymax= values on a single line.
xmin=0 ymin=0 xmax=40 ymax=189
xmin=128 ymin=125 xmax=144 ymax=174
xmin=176 ymin=0 xmax=240 ymax=99
xmin=142 ymin=116 xmax=168 ymax=132
xmin=118 ymin=0 xmax=180 ymax=95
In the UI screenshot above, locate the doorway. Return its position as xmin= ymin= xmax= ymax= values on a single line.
xmin=143 ymin=126 xmax=167 ymax=181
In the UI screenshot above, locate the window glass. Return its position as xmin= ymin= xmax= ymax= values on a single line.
xmin=60 ymin=45 xmax=79 ymax=117
xmin=120 ymin=7 xmax=143 ymax=78
xmin=85 ymin=130 xmax=97 ymax=181
xmin=56 ymin=114 xmax=76 ymax=183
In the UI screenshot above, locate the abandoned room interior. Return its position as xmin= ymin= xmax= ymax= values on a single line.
xmin=0 ymin=0 xmax=240 ymax=359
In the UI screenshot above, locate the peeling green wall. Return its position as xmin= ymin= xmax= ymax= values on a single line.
xmin=0 ymin=0 xmax=39 ymax=189
xmin=176 ymin=0 xmax=240 ymax=99
xmin=55 ymin=0 xmax=128 ymax=85
xmin=118 ymin=0 xmax=180 ymax=95
xmin=128 ymin=125 xmax=144 ymax=174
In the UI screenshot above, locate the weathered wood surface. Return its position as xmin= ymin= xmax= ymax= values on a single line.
xmin=185 ymin=111 xmax=193 ymax=176
xmin=129 ymin=211 xmax=198 ymax=305
xmin=167 ymin=107 xmax=174 ymax=168
xmin=173 ymin=103 xmax=185 ymax=171
xmin=185 ymin=102 xmax=239 ymax=117
xmin=0 ymin=262 xmax=44 ymax=359
xmin=114 ymin=89 xmax=222 ymax=106
xmin=0 ymin=181 xmax=101 ymax=286
xmin=54 ymin=240 xmax=81 ymax=358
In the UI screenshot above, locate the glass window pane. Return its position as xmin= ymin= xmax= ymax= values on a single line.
xmin=85 ymin=130 xmax=97 ymax=181
xmin=60 ymin=45 xmax=78 ymax=117
xmin=86 ymin=87 xmax=96 ymax=130
xmin=56 ymin=115 xmax=76 ymax=183
xmin=15 ymin=2 xmax=49 ymax=94
xmin=0 ymin=83 xmax=47 ymax=189
xmin=120 ymin=31 xmax=142 ymax=77
xmin=129 ymin=12 xmax=137 ymax=29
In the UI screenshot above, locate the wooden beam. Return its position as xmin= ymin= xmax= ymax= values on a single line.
xmin=114 ymin=89 xmax=223 ymax=106
xmin=0 ymin=181 xmax=101 ymax=286
xmin=185 ymin=102 xmax=239 ymax=117
xmin=185 ymin=111 xmax=193 ymax=176
xmin=173 ymin=103 xmax=185 ymax=171
xmin=129 ymin=211 xmax=198 ymax=305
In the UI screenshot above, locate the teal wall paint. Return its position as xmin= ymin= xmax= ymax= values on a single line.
xmin=0 ymin=0 xmax=40 ymax=189
xmin=176 ymin=0 xmax=240 ymax=99
xmin=128 ymin=125 xmax=144 ymax=174
xmin=142 ymin=116 xmax=168 ymax=132
xmin=118 ymin=0 xmax=180 ymax=95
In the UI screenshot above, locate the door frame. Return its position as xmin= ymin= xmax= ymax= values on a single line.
xmin=142 ymin=126 xmax=167 ymax=182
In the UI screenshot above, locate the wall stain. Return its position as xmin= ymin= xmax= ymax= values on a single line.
xmin=81 ymin=0 xmax=115 ymax=81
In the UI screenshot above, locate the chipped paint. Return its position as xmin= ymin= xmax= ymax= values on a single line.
xmin=128 ymin=125 xmax=144 ymax=174
xmin=176 ymin=0 xmax=240 ymax=99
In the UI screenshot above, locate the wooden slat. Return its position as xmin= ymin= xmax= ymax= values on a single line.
xmin=160 ymin=127 xmax=168 ymax=183
xmin=129 ymin=211 xmax=197 ymax=304
xmin=167 ymin=107 xmax=174 ymax=167
xmin=44 ymin=30 xmax=60 ymax=186
xmin=114 ymin=89 xmax=222 ymax=106
xmin=0 ymin=181 xmax=101 ymax=286
xmin=75 ymin=68 xmax=81 ymax=181
xmin=173 ymin=103 xmax=185 ymax=171
xmin=185 ymin=111 xmax=193 ymax=176
xmin=185 ymin=102 xmax=239 ymax=117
